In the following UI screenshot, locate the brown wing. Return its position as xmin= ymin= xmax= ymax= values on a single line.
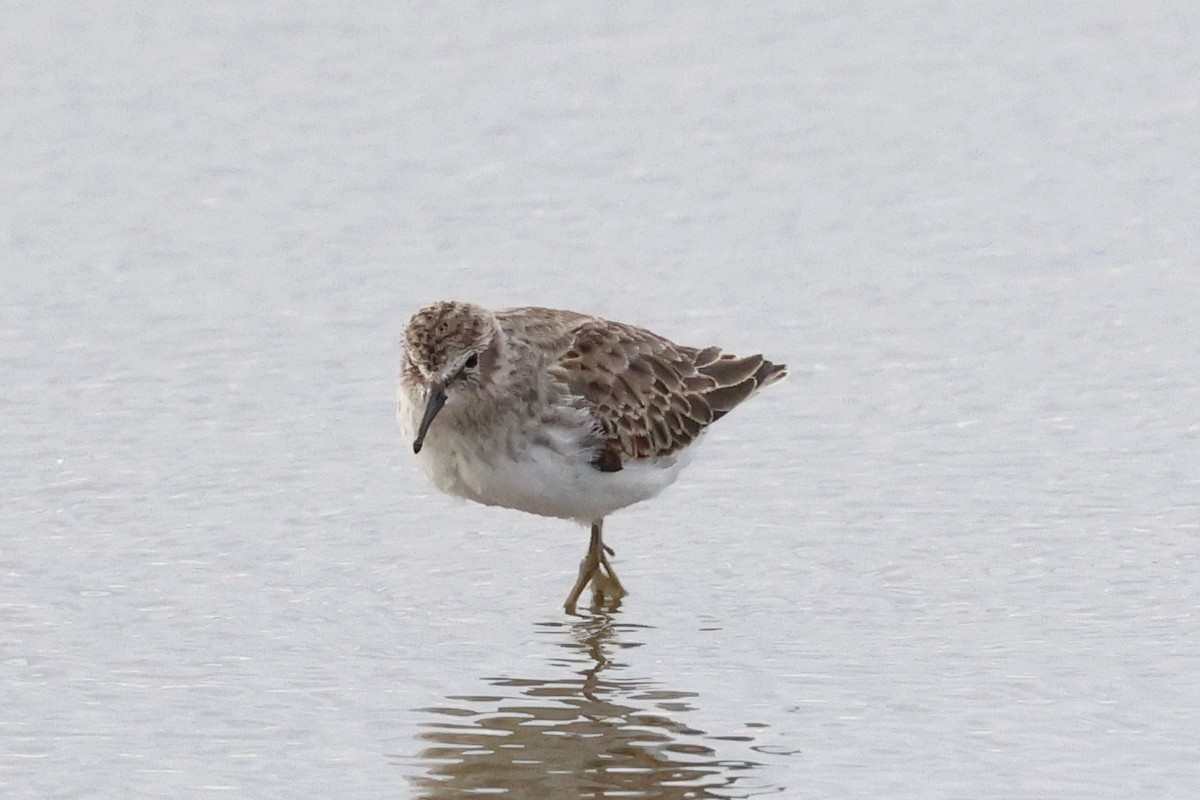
xmin=556 ymin=319 xmax=786 ymax=466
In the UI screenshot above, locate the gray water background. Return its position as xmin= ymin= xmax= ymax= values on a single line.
xmin=3 ymin=2 xmax=1199 ymax=798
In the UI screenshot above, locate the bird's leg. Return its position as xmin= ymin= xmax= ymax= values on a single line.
xmin=589 ymin=520 xmax=626 ymax=608
xmin=564 ymin=521 xmax=604 ymax=613
xmin=596 ymin=540 xmax=625 ymax=599
xmin=564 ymin=520 xmax=626 ymax=613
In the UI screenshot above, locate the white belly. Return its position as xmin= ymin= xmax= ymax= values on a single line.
xmin=398 ymin=393 xmax=691 ymax=522
xmin=454 ymin=439 xmax=690 ymax=522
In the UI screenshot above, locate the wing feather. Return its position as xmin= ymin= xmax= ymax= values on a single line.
xmin=557 ymin=319 xmax=786 ymax=465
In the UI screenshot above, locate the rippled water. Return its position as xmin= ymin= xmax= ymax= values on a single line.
xmin=5 ymin=2 xmax=1200 ymax=798
xmin=406 ymin=617 xmax=784 ymax=798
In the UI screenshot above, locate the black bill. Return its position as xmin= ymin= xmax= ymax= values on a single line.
xmin=412 ymin=382 xmax=447 ymax=454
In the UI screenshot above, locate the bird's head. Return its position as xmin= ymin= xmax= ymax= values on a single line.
xmin=401 ymin=301 xmax=500 ymax=453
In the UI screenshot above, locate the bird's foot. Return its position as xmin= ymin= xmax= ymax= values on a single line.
xmin=564 ymin=520 xmax=626 ymax=614
xmin=588 ymin=562 xmax=626 ymax=610
xmin=564 ymin=552 xmax=626 ymax=614
xmin=564 ymin=554 xmax=599 ymax=614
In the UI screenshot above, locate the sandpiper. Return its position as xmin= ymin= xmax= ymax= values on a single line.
xmin=397 ymin=301 xmax=787 ymax=613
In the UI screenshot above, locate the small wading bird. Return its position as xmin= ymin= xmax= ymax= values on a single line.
xmin=397 ymin=301 xmax=786 ymax=613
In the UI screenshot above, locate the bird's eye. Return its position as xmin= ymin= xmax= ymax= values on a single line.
xmin=464 ymin=353 xmax=479 ymax=370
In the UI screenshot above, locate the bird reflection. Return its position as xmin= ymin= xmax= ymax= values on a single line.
xmin=406 ymin=614 xmax=776 ymax=798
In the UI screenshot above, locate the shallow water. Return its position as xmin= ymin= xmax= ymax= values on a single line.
xmin=4 ymin=2 xmax=1200 ymax=798
xmin=406 ymin=616 xmax=784 ymax=798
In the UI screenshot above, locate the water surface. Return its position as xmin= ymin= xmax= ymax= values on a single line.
xmin=4 ymin=2 xmax=1199 ymax=798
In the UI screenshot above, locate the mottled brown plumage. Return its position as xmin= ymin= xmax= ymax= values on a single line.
xmin=555 ymin=318 xmax=786 ymax=468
